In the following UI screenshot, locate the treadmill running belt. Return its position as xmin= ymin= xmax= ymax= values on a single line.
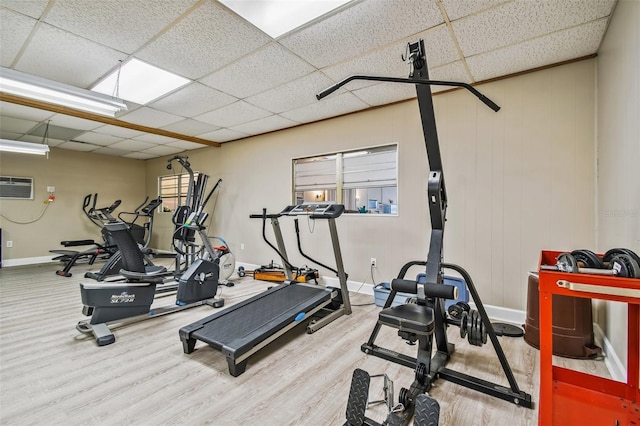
xmin=180 ymin=282 xmax=334 ymax=377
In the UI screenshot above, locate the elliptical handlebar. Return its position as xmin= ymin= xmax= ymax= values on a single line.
xmin=83 ymin=193 xmax=120 ymax=227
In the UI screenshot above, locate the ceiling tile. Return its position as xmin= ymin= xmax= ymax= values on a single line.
xmin=351 ymin=83 xmax=416 ymax=107
xmin=0 ymin=130 xmax=22 ymax=140
xmin=1 ymin=0 xmax=49 ymax=18
xmin=0 ymin=9 xmax=37 ymax=67
xmin=92 ymin=125 xmax=145 ymax=139
xmin=199 ymin=42 xmax=316 ymax=98
xmin=282 ymin=92 xmax=368 ymax=124
xmin=166 ymin=140 xmax=207 ymax=150
xmin=73 ymin=132 xmax=124 ymax=146
xmin=0 ymin=116 xmax=38 ymax=133
xmin=0 ymin=102 xmax=54 ymax=122
xmin=119 ymin=107 xmax=184 ymax=128
xmin=14 ymin=23 xmax=125 ymax=87
xmin=453 ymin=0 xmax=615 ymax=56
xmin=197 ymin=128 xmax=249 ymax=143
xmin=161 ymin=119 xmax=221 ymax=136
xmin=47 ymin=114 xmax=102 ymax=131
xmin=141 ymin=145 xmax=184 ymax=156
xmin=57 ymin=140 xmax=99 ymax=151
xmin=195 ymin=101 xmax=271 ymax=127
xmin=279 ymin=0 xmax=444 ymax=68
xmin=246 ymin=71 xmax=336 ymax=114
xmin=136 ymin=1 xmax=271 ymax=79
xmin=19 ymin=135 xmax=66 ymax=147
xmin=124 ymin=152 xmax=158 ymax=160
xmin=91 ymin=147 xmax=132 ymax=156
xmin=150 ymin=82 xmax=237 ymax=117
xmin=132 ymin=134 xmax=177 ymax=144
xmin=44 ymin=0 xmax=198 ymax=53
xmin=442 ymin=0 xmax=509 ymax=21
xmin=466 ymin=19 xmax=608 ymax=81
xmin=109 ymin=139 xmax=157 ymax=151
xmin=230 ymin=114 xmax=298 ymax=135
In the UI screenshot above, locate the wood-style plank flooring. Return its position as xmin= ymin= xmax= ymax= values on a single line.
xmin=0 ymin=260 xmax=610 ymax=425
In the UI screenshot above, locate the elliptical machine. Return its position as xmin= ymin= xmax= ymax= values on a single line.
xmin=167 ymin=155 xmax=236 ymax=295
xmin=50 ymin=193 xmax=121 ymax=277
xmin=84 ymin=196 xmax=162 ymax=281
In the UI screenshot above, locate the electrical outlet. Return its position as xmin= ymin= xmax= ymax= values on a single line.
xmin=370 ymin=257 xmax=377 ymax=267
xmin=47 ymin=186 xmax=55 ymax=193
xmin=240 ymin=243 xmax=245 ymax=250
xmin=6 ymin=241 xmax=13 ymax=248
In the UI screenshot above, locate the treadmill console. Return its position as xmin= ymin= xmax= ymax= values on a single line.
xmin=281 ymin=203 xmax=345 ymax=219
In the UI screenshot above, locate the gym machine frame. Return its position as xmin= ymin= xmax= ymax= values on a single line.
xmin=317 ymin=39 xmax=532 ymax=425
xmin=538 ymin=250 xmax=640 ymax=425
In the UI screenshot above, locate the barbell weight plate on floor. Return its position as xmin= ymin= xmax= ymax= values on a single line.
xmin=237 ymin=266 xmax=246 ymax=277
xmin=491 ymin=322 xmax=525 ymax=337
xmin=459 ymin=310 xmax=469 ymax=338
xmin=557 ymin=253 xmax=579 ymax=273
xmin=470 ymin=310 xmax=480 ymax=346
xmin=610 ymin=254 xmax=640 ymax=279
xmin=571 ymin=249 xmax=604 ymax=269
xmin=415 ymin=363 xmax=428 ymax=385
xmin=480 ymin=315 xmax=487 ymax=344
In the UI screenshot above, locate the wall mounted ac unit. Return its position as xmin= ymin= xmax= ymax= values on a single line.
xmin=0 ymin=176 xmax=34 ymax=200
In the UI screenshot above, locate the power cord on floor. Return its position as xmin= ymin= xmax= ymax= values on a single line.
xmin=351 ymin=264 xmax=377 ymax=307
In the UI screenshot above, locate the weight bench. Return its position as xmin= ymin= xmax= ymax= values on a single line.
xmin=51 ymin=239 xmax=114 ymax=277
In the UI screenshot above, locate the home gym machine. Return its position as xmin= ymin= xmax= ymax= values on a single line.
xmin=50 ymin=193 xmax=121 ymax=277
xmin=84 ymin=196 xmax=162 ymax=281
xmin=167 ymin=155 xmax=236 ymax=287
xmin=76 ymin=221 xmax=224 ymax=346
xmin=179 ymin=202 xmax=351 ymax=376
xmin=316 ymin=39 xmax=533 ymax=425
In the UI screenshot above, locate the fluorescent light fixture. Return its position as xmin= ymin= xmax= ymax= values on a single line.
xmin=0 ymin=67 xmax=127 ymax=117
xmin=92 ymin=58 xmax=190 ymax=105
xmin=344 ymin=150 xmax=369 ymax=158
xmin=0 ymin=139 xmax=50 ymax=156
xmin=220 ymin=0 xmax=351 ymax=38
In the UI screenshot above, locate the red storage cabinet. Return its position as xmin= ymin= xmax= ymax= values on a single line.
xmin=538 ymin=250 xmax=640 ymax=425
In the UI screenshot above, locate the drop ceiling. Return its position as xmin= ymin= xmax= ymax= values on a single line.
xmin=0 ymin=0 xmax=616 ymax=159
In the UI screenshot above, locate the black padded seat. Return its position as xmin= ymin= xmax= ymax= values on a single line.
xmin=378 ymin=303 xmax=434 ymax=335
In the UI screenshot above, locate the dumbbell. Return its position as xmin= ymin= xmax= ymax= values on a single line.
xmin=447 ymin=301 xmax=471 ymax=320
xmin=541 ymin=250 xmax=640 ymax=278
xmin=572 ymin=248 xmax=640 ymax=278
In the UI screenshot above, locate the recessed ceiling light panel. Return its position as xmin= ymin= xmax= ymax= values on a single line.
xmin=220 ymin=0 xmax=351 ymax=38
xmin=92 ymin=58 xmax=190 ymax=105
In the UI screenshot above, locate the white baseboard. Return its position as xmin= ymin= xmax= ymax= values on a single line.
xmin=2 ymin=256 xmax=57 ymax=267
xmin=593 ymin=323 xmax=626 ymax=382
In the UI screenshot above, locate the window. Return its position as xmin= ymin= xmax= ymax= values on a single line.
xmin=293 ymin=144 xmax=398 ymax=214
xmin=158 ymin=172 xmax=198 ymax=213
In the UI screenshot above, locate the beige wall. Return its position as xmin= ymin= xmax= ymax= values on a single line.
xmin=145 ymin=59 xmax=597 ymax=312
xmin=0 ymin=59 xmax=600 ymax=314
xmin=0 ymin=147 xmax=146 ymax=261
xmin=595 ymin=0 xmax=640 ymax=370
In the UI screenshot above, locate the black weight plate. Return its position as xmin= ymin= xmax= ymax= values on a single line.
xmin=471 ymin=310 xmax=480 ymax=346
xmin=571 ymin=249 xmax=604 ymax=269
xmin=459 ymin=311 xmax=468 ymax=338
xmin=456 ymin=301 xmax=471 ymax=312
xmin=448 ymin=303 xmax=463 ymax=319
xmin=492 ymin=322 xmax=524 ymax=337
xmin=604 ymin=248 xmax=630 ymax=263
xmin=623 ymin=249 xmax=640 ymax=266
xmin=611 ymin=254 xmax=640 ymax=279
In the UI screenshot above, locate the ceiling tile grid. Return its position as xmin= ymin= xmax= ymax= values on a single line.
xmin=14 ymin=23 xmax=126 ymax=87
xmin=279 ymin=0 xmax=444 ymax=68
xmin=135 ymin=0 xmax=271 ymax=80
xmin=452 ymin=0 xmax=615 ymax=57
xmin=199 ymin=42 xmax=316 ymax=98
xmin=0 ymin=0 xmax=49 ymax=19
xmin=0 ymin=9 xmax=37 ymax=67
xmin=466 ymin=18 xmax=609 ymax=81
xmin=0 ymin=0 xmax=617 ymax=157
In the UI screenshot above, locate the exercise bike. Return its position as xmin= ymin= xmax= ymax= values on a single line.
xmin=76 ymin=221 xmax=224 ymax=346
xmin=84 ymin=196 xmax=162 ymax=281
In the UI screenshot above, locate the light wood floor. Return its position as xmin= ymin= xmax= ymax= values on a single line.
xmin=0 ymin=260 xmax=610 ymax=425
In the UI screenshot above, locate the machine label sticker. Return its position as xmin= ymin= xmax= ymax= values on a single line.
xmin=110 ymin=292 xmax=135 ymax=303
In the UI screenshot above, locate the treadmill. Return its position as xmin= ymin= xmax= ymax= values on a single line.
xmin=179 ymin=203 xmax=351 ymax=376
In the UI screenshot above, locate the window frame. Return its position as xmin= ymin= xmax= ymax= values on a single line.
xmin=292 ymin=143 xmax=398 ymax=215
xmin=157 ymin=171 xmax=199 ymax=213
